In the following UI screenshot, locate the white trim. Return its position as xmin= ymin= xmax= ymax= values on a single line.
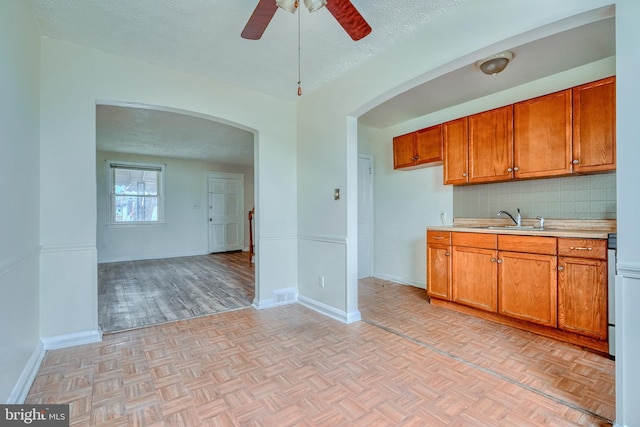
xmin=297 ymin=295 xmax=362 ymax=324
xmin=298 ymin=234 xmax=347 ymax=245
xmin=40 ymin=243 xmax=95 ymax=253
xmin=260 ymin=234 xmax=298 ymax=241
xmin=98 ymin=249 xmax=208 ymax=264
xmin=252 ymin=287 xmax=297 ymax=309
xmin=6 ymin=341 xmax=46 ymax=404
xmin=0 ymin=246 xmax=39 ymax=279
xmin=617 ymin=263 xmax=640 ymax=279
xmin=372 ymin=273 xmax=426 ymax=289
xmin=41 ymin=330 xmax=102 ymax=350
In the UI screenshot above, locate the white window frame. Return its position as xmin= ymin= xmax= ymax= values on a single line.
xmin=107 ymin=160 xmax=165 ymax=226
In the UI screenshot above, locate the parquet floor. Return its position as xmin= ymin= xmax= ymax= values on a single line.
xmin=26 ymin=278 xmax=615 ymax=426
xmin=98 ymin=252 xmax=254 ymax=332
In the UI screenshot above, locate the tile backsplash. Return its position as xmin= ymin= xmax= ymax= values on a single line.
xmin=453 ymin=172 xmax=616 ymax=220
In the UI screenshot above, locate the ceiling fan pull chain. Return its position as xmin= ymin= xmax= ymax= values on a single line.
xmin=297 ymin=1 xmax=302 ymax=96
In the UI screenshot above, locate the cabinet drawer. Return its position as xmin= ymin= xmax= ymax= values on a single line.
xmin=452 ymin=232 xmax=497 ymax=249
xmin=558 ymin=238 xmax=606 ymax=259
xmin=427 ymin=230 xmax=451 ymax=245
xmin=498 ymin=235 xmax=557 ymax=255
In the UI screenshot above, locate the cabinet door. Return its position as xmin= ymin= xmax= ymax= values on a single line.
xmin=427 ymin=244 xmax=451 ymax=300
xmin=498 ymin=251 xmax=558 ymax=327
xmin=452 ymin=246 xmax=497 ymax=312
xmin=572 ymin=77 xmax=616 ymax=173
xmin=513 ymin=89 xmax=572 ymax=179
xmin=443 ymin=117 xmax=469 ymax=185
xmin=468 ymin=105 xmax=514 ymax=183
xmin=558 ymin=257 xmax=608 ymax=339
xmin=415 ymin=124 xmax=443 ymax=165
xmin=393 ymin=132 xmax=416 ymax=169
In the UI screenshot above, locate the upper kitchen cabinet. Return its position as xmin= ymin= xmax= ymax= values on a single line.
xmin=572 ymin=76 xmax=616 ymax=173
xmin=513 ymin=89 xmax=573 ymax=179
xmin=468 ymin=105 xmax=514 ymax=183
xmin=443 ymin=117 xmax=469 ymax=185
xmin=393 ymin=124 xmax=443 ymax=169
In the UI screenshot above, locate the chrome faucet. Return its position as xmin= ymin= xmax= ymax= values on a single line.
xmin=497 ymin=208 xmax=522 ymax=227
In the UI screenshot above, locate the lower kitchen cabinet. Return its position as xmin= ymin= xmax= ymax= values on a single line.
xmin=427 ymin=244 xmax=451 ymax=300
xmin=427 ymin=231 xmax=609 ymax=354
xmin=498 ymin=251 xmax=557 ymax=327
xmin=427 ymin=230 xmax=451 ymax=300
xmin=451 ymin=233 xmax=498 ymax=312
xmin=558 ymin=256 xmax=608 ymax=340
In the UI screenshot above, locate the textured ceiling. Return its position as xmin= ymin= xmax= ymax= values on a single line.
xmin=31 ymin=0 xmax=466 ymax=101
xmin=96 ymin=105 xmax=254 ymax=166
xmin=32 ymin=1 xmax=615 ymax=164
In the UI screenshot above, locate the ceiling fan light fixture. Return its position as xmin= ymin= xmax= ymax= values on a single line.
xmin=477 ymin=51 xmax=514 ymax=76
xmin=303 ymin=0 xmax=327 ymax=12
xmin=276 ymin=0 xmax=298 ymax=13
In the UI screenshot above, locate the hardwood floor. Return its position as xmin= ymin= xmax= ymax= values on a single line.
xmin=98 ymin=252 xmax=254 ymax=333
xmin=27 ymin=278 xmax=614 ymax=426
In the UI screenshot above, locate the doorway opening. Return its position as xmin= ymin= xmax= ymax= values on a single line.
xmin=96 ymin=102 xmax=257 ymax=333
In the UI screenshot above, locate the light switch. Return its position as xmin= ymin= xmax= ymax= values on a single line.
xmin=334 ymin=188 xmax=340 ymax=200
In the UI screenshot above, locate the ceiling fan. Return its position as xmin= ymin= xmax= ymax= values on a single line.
xmin=241 ymin=0 xmax=371 ymax=41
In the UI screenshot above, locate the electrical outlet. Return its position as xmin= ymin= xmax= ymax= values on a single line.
xmin=440 ymin=211 xmax=447 ymax=225
xmin=318 ymin=276 xmax=325 ymax=288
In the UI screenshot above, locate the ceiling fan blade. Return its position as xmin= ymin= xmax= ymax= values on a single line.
xmin=241 ymin=0 xmax=278 ymax=40
xmin=325 ymin=0 xmax=371 ymax=41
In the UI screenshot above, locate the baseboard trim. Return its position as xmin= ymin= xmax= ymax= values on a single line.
xmin=252 ymin=287 xmax=298 ymax=309
xmin=98 ymin=250 xmax=208 ymax=264
xmin=6 ymin=341 xmax=46 ymax=404
xmin=297 ymin=295 xmax=361 ymax=324
xmin=372 ymin=273 xmax=425 ymax=289
xmin=41 ymin=330 xmax=102 ymax=350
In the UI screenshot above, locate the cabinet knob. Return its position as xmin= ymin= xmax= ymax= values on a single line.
xmin=513 ymin=166 xmax=519 ymax=171
xmin=558 ymin=265 xmax=565 ymax=271
xmin=462 ymin=172 xmax=467 ymax=177
xmin=507 ymin=167 xmax=513 ymax=172
xmin=572 ymin=159 xmax=580 ymax=165
xmin=490 ymin=258 xmax=496 ymax=263
xmin=445 ymin=252 xmax=450 ymax=257
xmin=497 ymin=259 xmax=503 ymax=264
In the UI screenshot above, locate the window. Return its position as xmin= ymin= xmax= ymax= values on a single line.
xmin=108 ymin=161 xmax=165 ymax=225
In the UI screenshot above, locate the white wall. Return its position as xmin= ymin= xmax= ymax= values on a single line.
xmin=39 ymin=38 xmax=298 ymax=338
xmin=614 ymin=1 xmax=640 ymax=425
xmin=297 ymin=0 xmax=613 ymax=319
xmin=96 ymin=151 xmax=254 ymax=262
xmin=0 ymin=1 xmax=42 ymax=402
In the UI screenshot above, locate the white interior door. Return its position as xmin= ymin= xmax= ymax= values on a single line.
xmin=208 ymin=173 xmax=244 ymax=253
xmin=358 ymin=155 xmax=373 ymax=279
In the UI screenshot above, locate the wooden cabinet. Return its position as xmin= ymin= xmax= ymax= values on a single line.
xmin=443 ymin=117 xmax=469 ymax=185
xmin=427 ymin=230 xmax=609 ymax=354
xmin=558 ymin=238 xmax=608 ymax=340
xmin=434 ymin=77 xmax=616 ymax=185
xmin=497 ymin=235 xmax=558 ymax=327
xmin=427 ymin=231 xmax=451 ymax=300
xmin=451 ymin=232 xmax=498 ymax=312
xmin=393 ymin=124 xmax=442 ymax=169
xmin=468 ymin=105 xmax=513 ymax=183
xmin=572 ymin=77 xmax=616 ymax=173
xmin=513 ymin=89 xmax=572 ymax=179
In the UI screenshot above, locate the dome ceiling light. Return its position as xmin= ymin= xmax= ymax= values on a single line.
xmin=477 ymin=51 xmax=514 ymax=76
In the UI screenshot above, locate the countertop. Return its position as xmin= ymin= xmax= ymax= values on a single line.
xmin=427 ymin=218 xmax=616 ymax=239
